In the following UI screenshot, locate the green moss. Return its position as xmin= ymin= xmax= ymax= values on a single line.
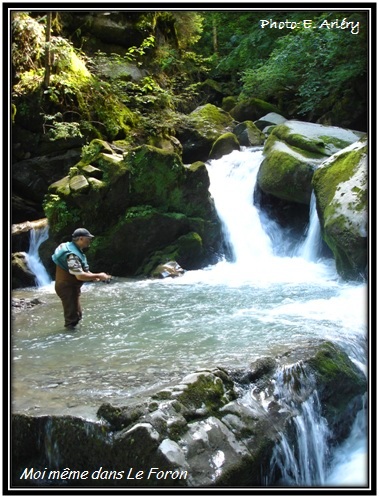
xmin=137 ymin=230 xmax=202 ymax=276
xmin=187 ymin=104 xmax=235 ymax=141
xmin=176 ymin=373 xmax=228 ymax=416
xmin=125 ymin=144 xmax=185 ymax=210
xmin=222 ymin=96 xmax=238 ymax=112
xmin=209 ymin=132 xmax=240 ymax=160
xmin=319 ymin=135 xmax=352 ymax=151
xmin=258 ymin=150 xmax=313 ymax=204
xmin=92 ymin=153 xmax=129 ymax=183
xmin=269 ymin=125 xmax=327 ymax=157
xmin=312 ymin=145 xmax=367 ymax=214
xmin=263 ymin=133 xmax=324 ymax=160
xmin=308 ymin=342 xmax=366 ymax=410
xmin=80 ymin=139 xmax=114 ymax=163
xmin=124 ymin=205 xmax=155 ymax=220
xmin=188 ymin=161 xmax=206 ymax=172
xmin=237 ymin=97 xmax=280 ymax=114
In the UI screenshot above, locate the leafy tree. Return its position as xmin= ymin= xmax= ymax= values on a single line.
xmin=240 ymin=12 xmax=367 ymax=120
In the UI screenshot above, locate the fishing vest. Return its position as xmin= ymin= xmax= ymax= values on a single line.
xmin=52 ymin=241 xmax=89 ymax=272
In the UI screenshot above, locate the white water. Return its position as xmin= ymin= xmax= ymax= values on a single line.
xmin=25 ymin=226 xmax=51 ymax=287
xmin=297 ymin=192 xmax=323 ymax=261
xmin=12 ymin=148 xmax=368 ymax=488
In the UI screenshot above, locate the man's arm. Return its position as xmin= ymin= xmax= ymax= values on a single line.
xmin=67 ymin=254 xmax=111 ymax=282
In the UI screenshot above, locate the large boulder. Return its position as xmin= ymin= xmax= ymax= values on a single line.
xmin=11 ymin=341 xmax=366 ymax=487
xmin=12 ymin=252 xmax=36 ymax=289
xmin=257 ymin=120 xmax=364 ymax=206
xmin=312 ymin=138 xmax=368 ymax=280
xmin=232 ymin=121 xmax=265 ymax=147
xmin=42 ymin=141 xmax=223 ymax=277
xmin=254 ymin=112 xmax=287 ymax=132
xmin=175 ymin=104 xmax=236 ymax=163
xmin=208 ymin=132 xmax=240 ymax=160
xmin=229 ymin=98 xmax=281 ymax=123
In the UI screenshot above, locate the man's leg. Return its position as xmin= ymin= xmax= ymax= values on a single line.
xmin=55 ymin=282 xmax=82 ymax=328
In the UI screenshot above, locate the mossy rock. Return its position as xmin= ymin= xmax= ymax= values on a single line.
xmin=222 ymin=96 xmax=238 ymax=112
xmin=257 ymin=120 xmax=364 ymax=206
xmin=307 ymin=341 xmax=366 ymax=439
xmin=12 ymin=252 xmax=37 ymax=288
xmin=48 ymin=176 xmax=71 ymax=196
xmin=175 ymin=371 xmax=236 ymax=416
xmin=268 ymin=120 xmax=363 ymax=157
xmin=196 ymin=78 xmax=224 ymax=106
xmin=176 ymin=104 xmax=236 ymax=163
xmin=209 ymin=132 xmax=240 ymax=160
xmin=140 ymin=231 xmax=204 ymax=276
xmin=254 ymin=112 xmax=287 ymax=131
xmin=312 ymin=139 xmax=368 ymax=279
xmin=257 ymin=148 xmax=316 ymax=205
xmin=230 ymin=98 xmax=280 ymax=122
xmin=121 ymin=144 xmax=190 ymax=213
xmin=188 ymin=104 xmax=235 ymax=133
xmin=233 ymin=121 xmax=265 ymax=146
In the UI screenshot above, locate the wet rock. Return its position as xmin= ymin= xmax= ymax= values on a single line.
xmin=151 ymin=261 xmax=185 ymax=279
xmin=11 ymin=253 xmax=36 ymax=289
xmin=312 ymin=138 xmax=367 ymax=280
xmin=11 ymin=341 xmax=366 ymax=487
xmin=11 ymin=297 xmax=46 ymax=312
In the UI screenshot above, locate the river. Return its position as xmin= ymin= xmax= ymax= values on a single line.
xmin=11 ymin=148 xmax=368 ymax=487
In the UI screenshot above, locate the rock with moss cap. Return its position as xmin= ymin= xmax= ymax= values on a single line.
xmin=209 ymin=132 xmax=240 ymax=160
xmin=229 ymin=97 xmax=281 ymax=123
xmin=176 ymin=104 xmax=236 ymax=163
xmin=257 ymin=120 xmax=364 ymax=206
xmin=233 ymin=121 xmax=265 ymax=147
xmin=312 ymin=138 xmax=367 ymax=280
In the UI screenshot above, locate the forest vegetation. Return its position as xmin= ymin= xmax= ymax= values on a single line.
xmin=11 ymin=10 xmax=368 ymax=147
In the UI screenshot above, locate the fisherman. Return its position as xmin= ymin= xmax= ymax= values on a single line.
xmin=52 ymin=228 xmax=111 ymax=329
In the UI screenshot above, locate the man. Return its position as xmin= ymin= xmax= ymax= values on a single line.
xmin=52 ymin=228 xmax=111 ymax=329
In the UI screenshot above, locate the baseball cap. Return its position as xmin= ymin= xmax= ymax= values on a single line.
xmin=72 ymin=228 xmax=95 ymax=238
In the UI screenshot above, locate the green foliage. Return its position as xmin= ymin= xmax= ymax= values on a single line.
xmin=92 ymin=35 xmax=155 ymax=72
xmin=11 ymin=12 xmax=45 ymax=76
xmin=80 ymin=140 xmax=106 ymax=163
xmin=240 ymin=12 xmax=367 ymax=116
xmin=124 ymin=205 xmax=155 ymax=220
xmin=12 ymin=10 xmax=368 ymax=152
xmin=43 ymin=113 xmax=83 ymax=140
xmin=43 ymin=194 xmax=80 ymax=233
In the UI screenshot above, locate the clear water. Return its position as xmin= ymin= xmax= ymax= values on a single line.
xmin=11 ymin=148 xmax=368 ymax=486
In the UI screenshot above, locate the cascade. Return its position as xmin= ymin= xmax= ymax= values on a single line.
xmin=297 ymin=192 xmax=323 ymax=261
xmin=25 ymin=226 xmax=51 ymax=287
xmin=207 ymin=147 xmax=273 ymax=265
xmin=266 ymin=365 xmax=330 ymax=486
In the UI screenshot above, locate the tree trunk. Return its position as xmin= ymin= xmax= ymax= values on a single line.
xmin=43 ymin=12 xmax=52 ymax=88
xmin=212 ymin=18 xmax=218 ymax=55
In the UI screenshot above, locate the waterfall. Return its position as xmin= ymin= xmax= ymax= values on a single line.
xmin=267 ymin=376 xmax=367 ymax=487
xmin=25 ymin=226 xmax=51 ymax=287
xmin=267 ymin=365 xmax=330 ymax=486
xmin=297 ymin=192 xmax=323 ymax=261
xmin=207 ymin=147 xmax=273 ymax=265
xmin=205 ymin=147 xmax=335 ymax=285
